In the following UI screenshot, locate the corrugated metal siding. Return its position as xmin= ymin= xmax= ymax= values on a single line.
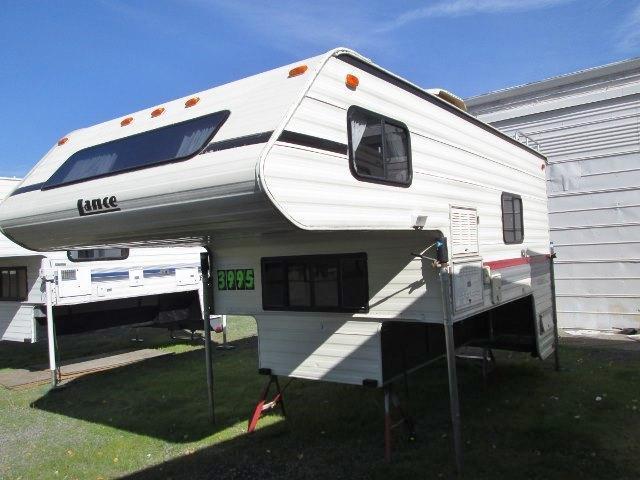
xmin=469 ymin=65 xmax=640 ymax=330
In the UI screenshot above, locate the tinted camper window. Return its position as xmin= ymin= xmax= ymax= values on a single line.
xmin=348 ymin=107 xmax=411 ymax=186
xmin=261 ymin=253 xmax=368 ymax=312
xmin=502 ymin=192 xmax=524 ymax=244
xmin=0 ymin=267 xmax=27 ymax=301
xmin=67 ymin=248 xmax=129 ymax=262
xmin=44 ymin=110 xmax=230 ymax=189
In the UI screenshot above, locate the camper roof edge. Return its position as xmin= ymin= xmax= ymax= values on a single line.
xmin=332 ymin=51 xmax=547 ymax=162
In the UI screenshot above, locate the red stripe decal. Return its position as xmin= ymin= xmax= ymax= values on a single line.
xmin=484 ymin=254 xmax=549 ymax=270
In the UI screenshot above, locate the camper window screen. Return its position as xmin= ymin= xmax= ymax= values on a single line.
xmin=501 ymin=192 xmax=524 ymax=244
xmin=348 ymin=107 xmax=411 ymax=186
xmin=0 ymin=267 xmax=27 ymax=301
xmin=261 ymin=253 xmax=368 ymax=312
xmin=43 ymin=110 xmax=230 ymax=189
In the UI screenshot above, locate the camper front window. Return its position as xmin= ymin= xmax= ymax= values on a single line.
xmin=348 ymin=107 xmax=411 ymax=186
xmin=67 ymin=248 xmax=129 ymax=262
xmin=261 ymin=253 xmax=368 ymax=312
xmin=43 ymin=110 xmax=230 ymax=189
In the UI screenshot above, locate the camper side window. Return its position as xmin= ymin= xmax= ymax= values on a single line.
xmin=501 ymin=193 xmax=524 ymax=244
xmin=0 ymin=267 xmax=27 ymax=301
xmin=67 ymin=248 xmax=129 ymax=262
xmin=348 ymin=107 xmax=411 ymax=186
xmin=261 ymin=253 xmax=368 ymax=312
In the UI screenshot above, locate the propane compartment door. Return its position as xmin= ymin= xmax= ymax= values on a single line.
xmin=57 ymin=267 xmax=92 ymax=298
xmin=452 ymin=258 xmax=484 ymax=313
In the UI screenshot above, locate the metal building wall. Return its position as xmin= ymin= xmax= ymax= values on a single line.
xmin=467 ymin=59 xmax=640 ymax=330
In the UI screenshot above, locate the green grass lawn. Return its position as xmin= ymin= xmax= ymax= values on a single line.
xmin=0 ymin=319 xmax=639 ymax=480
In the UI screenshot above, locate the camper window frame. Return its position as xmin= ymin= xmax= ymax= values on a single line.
xmin=501 ymin=192 xmax=524 ymax=244
xmin=261 ymin=252 xmax=369 ymax=313
xmin=67 ymin=248 xmax=130 ymax=263
xmin=42 ymin=110 xmax=231 ymax=190
xmin=0 ymin=266 xmax=28 ymax=301
xmin=347 ymin=106 xmax=412 ymax=187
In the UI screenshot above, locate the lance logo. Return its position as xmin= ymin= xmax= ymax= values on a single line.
xmin=77 ymin=196 xmax=120 ymax=216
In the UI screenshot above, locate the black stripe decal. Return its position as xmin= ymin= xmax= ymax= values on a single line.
xmin=201 ymin=131 xmax=273 ymax=154
xmin=337 ymin=54 xmax=547 ymax=161
xmin=277 ymin=130 xmax=348 ymax=155
xmin=10 ymin=182 xmax=45 ymax=196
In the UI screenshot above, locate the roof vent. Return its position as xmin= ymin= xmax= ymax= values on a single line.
xmin=427 ymin=89 xmax=467 ymax=111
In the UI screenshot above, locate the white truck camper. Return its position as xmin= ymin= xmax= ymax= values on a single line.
xmin=0 ymin=48 xmax=558 ymax=466
xmin=0 ymin=177 xmax=203 ymax=378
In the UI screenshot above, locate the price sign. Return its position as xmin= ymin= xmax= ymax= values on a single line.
xmin=217 ymin=269 xmax=255 ymax=291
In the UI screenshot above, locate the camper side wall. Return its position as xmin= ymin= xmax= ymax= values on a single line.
xmin=261 ymin=54 xmax=555 ymax=358
xmin=212 ymin=230 xmax=444 ymax=385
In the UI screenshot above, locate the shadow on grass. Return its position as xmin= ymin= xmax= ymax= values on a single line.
xmin=31 ymin=344 xmax=640 ymax=480
xmin=31 ymin=335 xmax=261 ymax=443
xmin=115 ymin=350 xmax=636 ymax=480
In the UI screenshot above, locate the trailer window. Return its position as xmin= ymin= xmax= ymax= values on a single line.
xmin=261 ymin=253 xmax=368 ymax=312
xmin=67 ymin=248 xmax=129 ymax=262
xmin=348 ymin=107 xmax=411 ymax=186
xmin=502 ymin=193 xmax=524 ymax=244
xmin=0 ymin=267 xmax=27 ymax=301
xmin=43 ymin=110 xmax=230 ymax=189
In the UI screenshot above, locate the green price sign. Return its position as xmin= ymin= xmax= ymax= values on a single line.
xmin=217 ymin=269 xmax=255 ymax=291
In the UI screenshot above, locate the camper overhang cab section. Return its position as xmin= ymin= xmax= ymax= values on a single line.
xmin=0 ymin=48 xmax=556 ymax=390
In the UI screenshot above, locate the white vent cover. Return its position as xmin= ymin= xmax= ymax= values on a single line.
xmin=450 ymin=206 xmax=478 ymax=256
xmin=57 ymin=267 xmax=92 ymax=298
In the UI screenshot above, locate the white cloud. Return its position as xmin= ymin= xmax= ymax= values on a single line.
xmin=616 ymin=3 xmax=640 ymax=51
xmin=187 ymin=0 xmax=385 ymax=53
xmin=186 ymin=0 xmax=574 ymax=54
xmin=377 ymin=0 xmax=575 ymax=33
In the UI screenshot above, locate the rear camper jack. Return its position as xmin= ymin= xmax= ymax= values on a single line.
xmin=383 ymin=377 xmax=416 ymax=462
xmin=200 ymin=249 xmax=216 ymax=424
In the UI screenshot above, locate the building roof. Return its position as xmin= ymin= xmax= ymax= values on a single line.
xmin=466 ymin=57 xmax=640 ymax=123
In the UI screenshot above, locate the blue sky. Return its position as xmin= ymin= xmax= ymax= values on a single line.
xmin=1 ymin=0 xmax=639 ymax=177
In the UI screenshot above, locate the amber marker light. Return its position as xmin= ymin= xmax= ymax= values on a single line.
xmin=185 ymin=97 xmax=200 ymax=108
xmin=121 ymin=116 xmax=134 ymax=127
xmin=345 ymin=74 xmax=359 ymax=90
xmin=151 ymin=107 xmax=165 ymax=118
xmin=57 ymin=137 xmax=69 ymax=146
xmin=288 ymin=65 xmax=308 ymax=78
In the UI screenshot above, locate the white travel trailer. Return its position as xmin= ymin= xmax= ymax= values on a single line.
xmin=0 ymin=178 xmax=203 ymax=346
xmin=466 ymin=57 xmax=640 ymax=331
xmin=0 ymin=48 xmax=557 ymax=466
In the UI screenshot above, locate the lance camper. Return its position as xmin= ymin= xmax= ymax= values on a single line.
xmin=0 ymin=48 xmax=558 ymax=465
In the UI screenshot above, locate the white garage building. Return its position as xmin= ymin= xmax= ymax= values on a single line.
xmin=467 ymin=57 xmax=640 ymax=331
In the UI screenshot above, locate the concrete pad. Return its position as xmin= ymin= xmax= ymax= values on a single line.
xmin=560 ymin=328 xmax=640 ymax=352
xmin=0 ymin=348 xmax=172 ymax=390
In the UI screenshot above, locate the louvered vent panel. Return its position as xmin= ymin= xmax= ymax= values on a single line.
xmin=60 ymin=269 xmax=77 ymax=281
xmin=450 ymin=206 xmax=478 ymax=256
